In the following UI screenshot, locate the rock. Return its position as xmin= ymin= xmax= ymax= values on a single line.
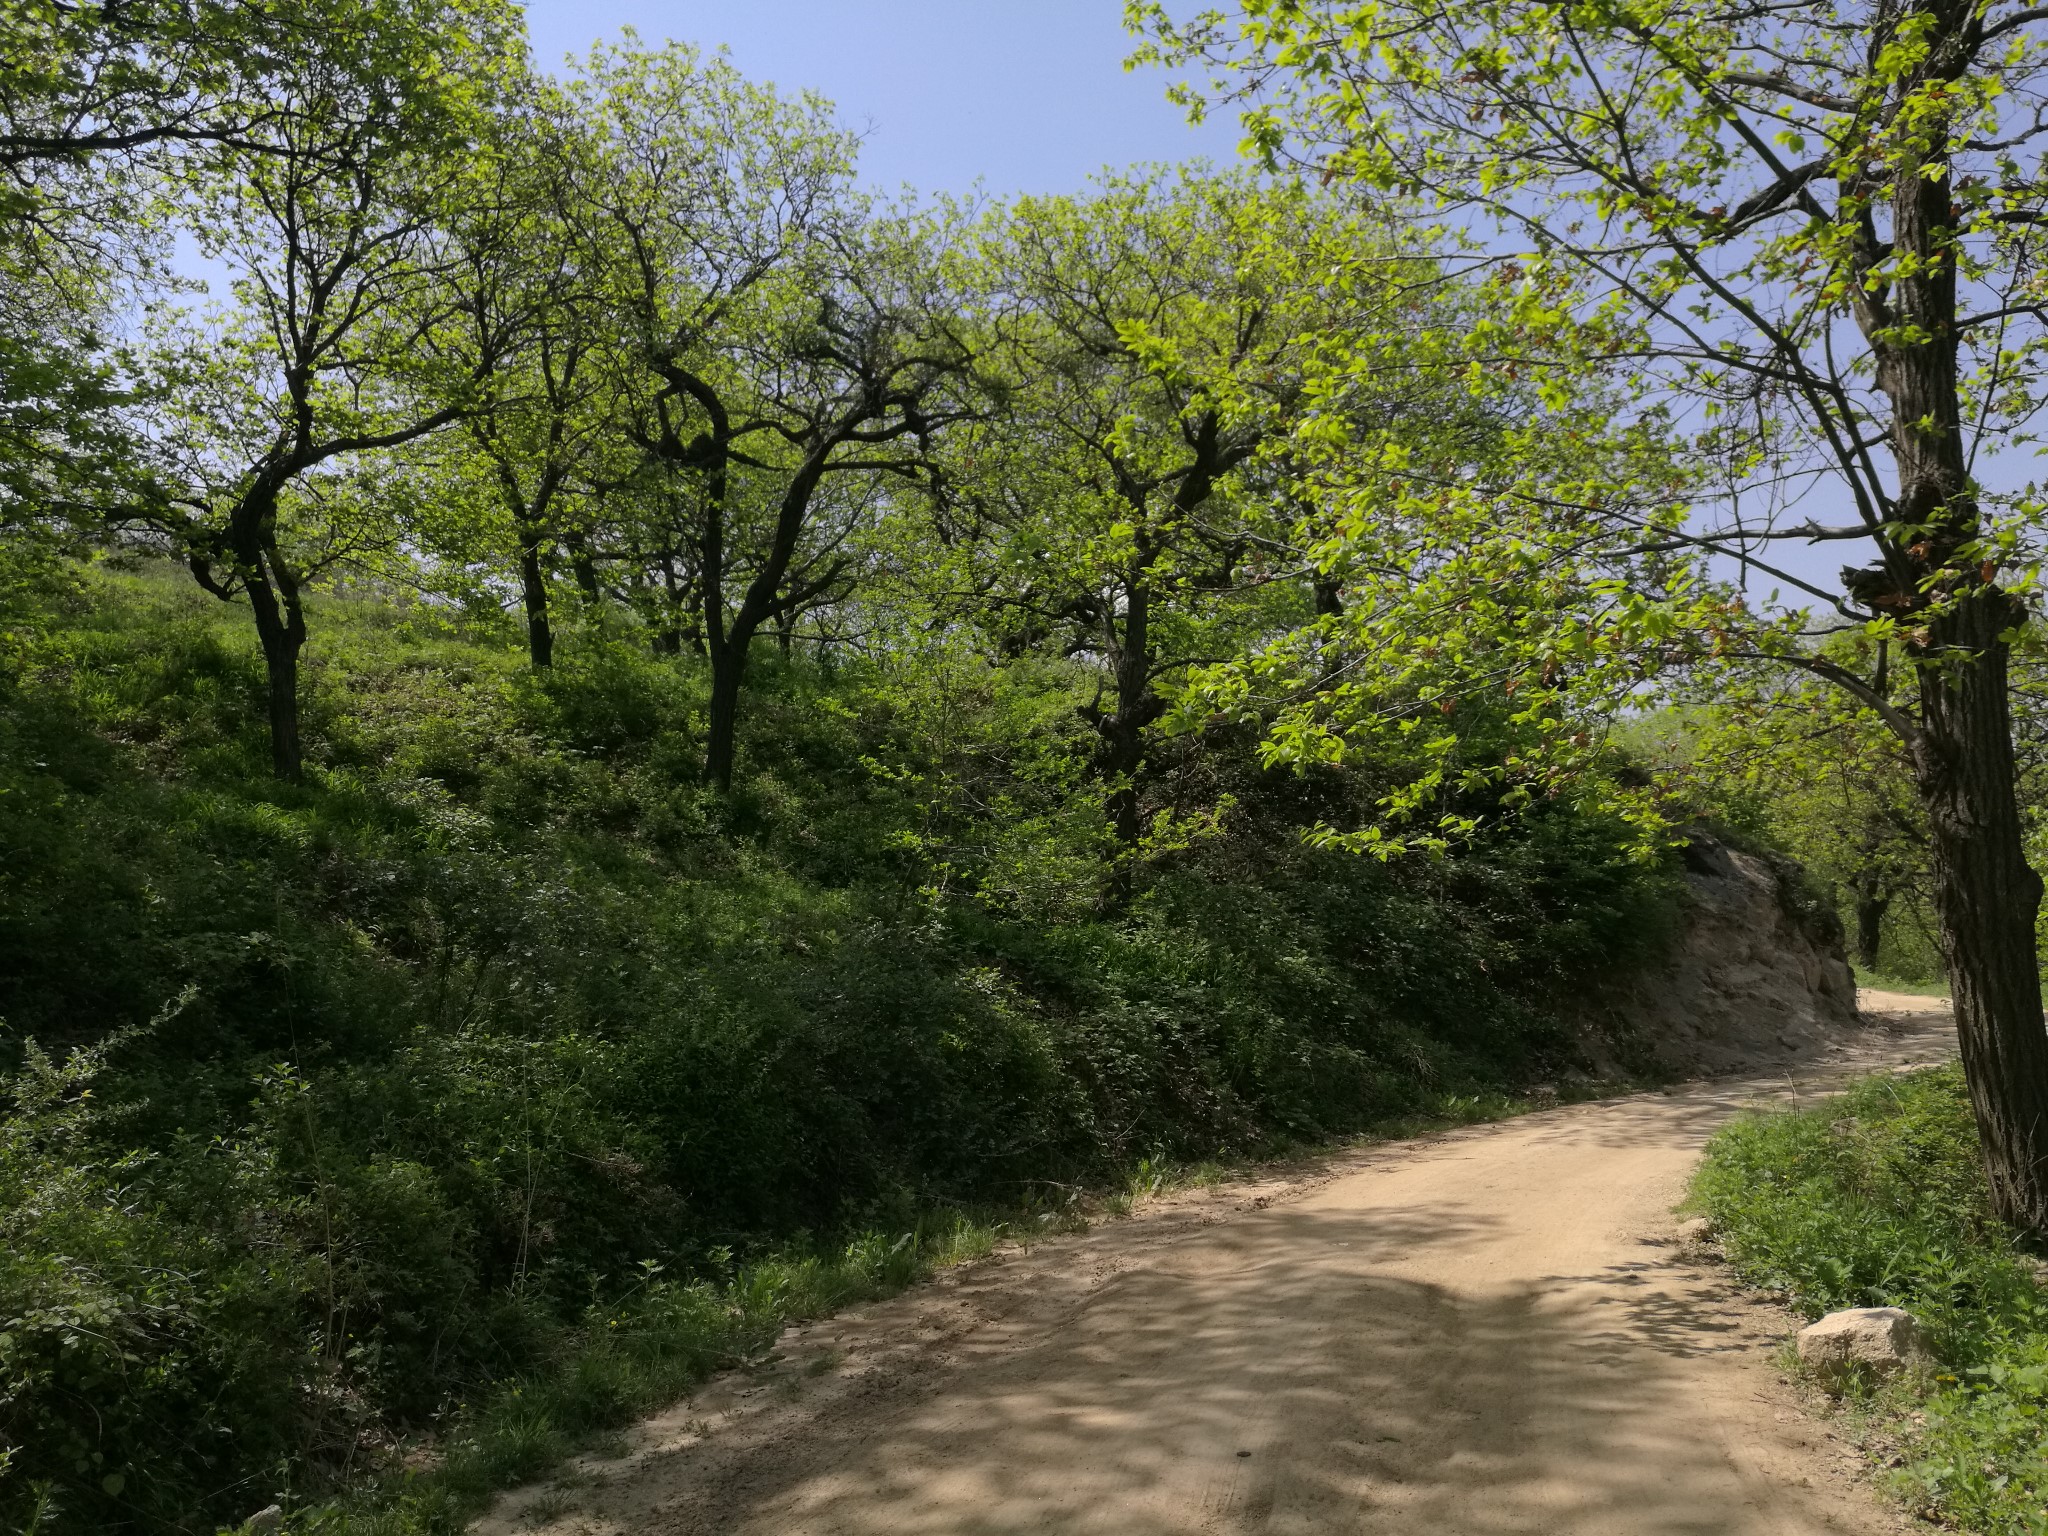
xmin=1675 ymin=1215 xmax=1714 ymax=1246
xmin=242 ymin=1508 xmax=284 ymax=1535
xmin=1796 ymin=1307 xmax=1933 ymax=1388
xmin=1573 ymin=829 xmax=1864 ymax=1078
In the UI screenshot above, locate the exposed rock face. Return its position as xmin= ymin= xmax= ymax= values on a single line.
xmin=1796 ymin=1307 xmax=1934 ymax=1388
xmin=1581 ymin=829 xmax=1860 ymax=1077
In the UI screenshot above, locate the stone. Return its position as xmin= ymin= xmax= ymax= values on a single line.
xmin=1796 ymin=1307 xmax=1933 ymax=1388
xmin=243 ymin=1508 xmax=284 ymax=1535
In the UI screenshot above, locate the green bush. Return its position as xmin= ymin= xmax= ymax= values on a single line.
xmin=0 ymin=564 xmax=1681 ymax=1532
xmin=1694 ymin=1066 xmax=2048 ymax=1533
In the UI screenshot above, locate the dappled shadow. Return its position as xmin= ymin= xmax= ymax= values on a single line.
xmin=619 ymin=1203 xmax=1834 ymax=1534
xmin=539 ymin=1030 xmax=1958 ymax=1536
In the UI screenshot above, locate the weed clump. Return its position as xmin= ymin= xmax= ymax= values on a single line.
xmin=1694 ymin=1066 xmax=2048 ymax=1533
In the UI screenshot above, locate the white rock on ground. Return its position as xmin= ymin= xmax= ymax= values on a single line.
xmin=1796 ymin=1307 xmax=1933 ymax=1387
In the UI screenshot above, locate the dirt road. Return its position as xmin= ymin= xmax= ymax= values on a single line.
xmin=489 ymin=994 xmax=1955 ymax=1536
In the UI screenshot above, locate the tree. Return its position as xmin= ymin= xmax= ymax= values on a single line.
xmin=567 ymin=38 xmax=978 ymax=788
xmin=0 ymin=2 xmax=498 ymax=551
xmin=1136 ymin=0 xmax=2048 ymax=1232
xmin=2 ymin=0 xmax=306 ymax=175
xmin=435 ymin=85 xmax=615 ymax=671
xmin=937 ymin=170 xmax=1378 ymax=875
xmin=138 ymin=0 xmax=520 ymax=778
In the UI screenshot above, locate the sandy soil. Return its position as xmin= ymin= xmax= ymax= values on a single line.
xmin=484 ymin=991 xmax=1957 ymax=1536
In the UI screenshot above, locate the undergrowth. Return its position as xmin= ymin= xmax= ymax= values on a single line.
xmin=1693 ymin=1066 xmax=2048 ymax=1534
xmin=301 ymin=1086 xmax=1546 ymax=1536
xmin=0 ymin=559 xmax=1678 ymax=1534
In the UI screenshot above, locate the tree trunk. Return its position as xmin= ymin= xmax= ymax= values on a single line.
xmin=257 ymin=612 xmax=304 ymax=781
xmin=1094 ymin=565 xmax=1164 ymax=904
xmin=654 ymin=548 xmax=688 ymax=656
xmin=704 ymin=642 xmax=746 ymax=792
xmin=1870 ymin=65 xmax=2048 ymax=1237
xmin=497 ymin=463 xmax=562 ymax=672
xmin=563 ymin=529 xmax=601 ymax=604
xmin=242 ymin=540 xmax=308 ymax=781
xmin=1853 ymin=869 xmax=1890 ymax=973
xmin=1911 ymin=596 xmax=2048 ymax=1236
xmin=517 ymin=520 xmax=554 ymax=670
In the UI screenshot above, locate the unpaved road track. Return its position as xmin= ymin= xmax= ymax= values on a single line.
xmin=489 ymin=995 xmax=1955 ymax=1536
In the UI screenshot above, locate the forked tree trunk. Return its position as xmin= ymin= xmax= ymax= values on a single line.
xmin=1910 ymin=598 xmax=2048 ymax=1235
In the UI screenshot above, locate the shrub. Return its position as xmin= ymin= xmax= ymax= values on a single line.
xmin=0 ymin=564 xmax=1681 ymax=1532
xmin=1694 ymin=1066 xmax=2048 ymax=1534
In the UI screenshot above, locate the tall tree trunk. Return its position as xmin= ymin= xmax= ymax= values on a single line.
xmin=1911 ymin=601 xmax=2048 ymax=1234
xmin=704 ymin=641 xmax=746 ymax=792
xmin=517 ymin=517 xmax=554 ymax=671
xmin=1868 ymin=64 xmax=2048 ymax=1236
xmin=1853 ymin=865 xmax=1891 ymax=973
xmin=241 ymin=533 xmax=308 ymax=781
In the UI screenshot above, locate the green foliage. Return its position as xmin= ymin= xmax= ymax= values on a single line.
xmin=0 ymin=563 xmax=1674 ymax=1532
xmin=1694 ymin=1069 xmax=2048 ymax=1533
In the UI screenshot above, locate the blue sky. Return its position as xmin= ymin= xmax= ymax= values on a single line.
xmin=517 ymin=1 xmax=1244 ymax=197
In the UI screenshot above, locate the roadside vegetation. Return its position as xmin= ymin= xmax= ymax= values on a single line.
xmin=15 ymin=0 xmax=2048 ymax=1531
xmin=1695 ymin=1070 xmax=2048 ymax=1535
xmin=0 ymin=556 xmax=1669 ymax=1533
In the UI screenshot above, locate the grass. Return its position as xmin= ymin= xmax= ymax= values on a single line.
xmin=287 ymin=1218 xmax=999 ymax=1535
xmin=1691 ymin=1065 xmax=2048 ymax=1534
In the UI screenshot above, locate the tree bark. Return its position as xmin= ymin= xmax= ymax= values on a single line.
xmin=517 ymin=519 xmax=554 ymax=670
xmin=237 ymin=514 xmax=308 ymax=781
xmin=1853 ymin=871 xmax=1890 ymax=974
xmin=698 ymin=453 xmax=831 ymax=790
xmin=562 ymin=528 xmax=601 ymax=604
xmin=654 ymin=547 xmax=688 ymax=657
xmin=497 ymin=462 xmax=562 ymax=672
xmin=704 ymin=642 xmax=746 ymax=792
xmin=1102 ymin=570 xmax=1155 ymax=856
xmin=1911 ymin=597 xmax=2048 ymax=1234
xmin=252 ymin=590 xmax=306 ymax=781
xmin=1862 ymin=44 xmax=2048 ymax=1236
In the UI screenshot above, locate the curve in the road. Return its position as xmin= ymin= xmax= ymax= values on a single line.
xmin=484 ymin=995 xmax=1954 ymax=1536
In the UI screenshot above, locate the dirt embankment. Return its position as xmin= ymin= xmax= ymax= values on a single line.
xmin=485 ymin=992 xmax=1951 ymax=1536
xmin=1578 ymin=829 xmax=1862 ymax=1079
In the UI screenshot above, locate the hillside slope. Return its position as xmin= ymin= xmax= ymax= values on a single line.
xmin=0 ymin=563 xmax=1750 ymax=1533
